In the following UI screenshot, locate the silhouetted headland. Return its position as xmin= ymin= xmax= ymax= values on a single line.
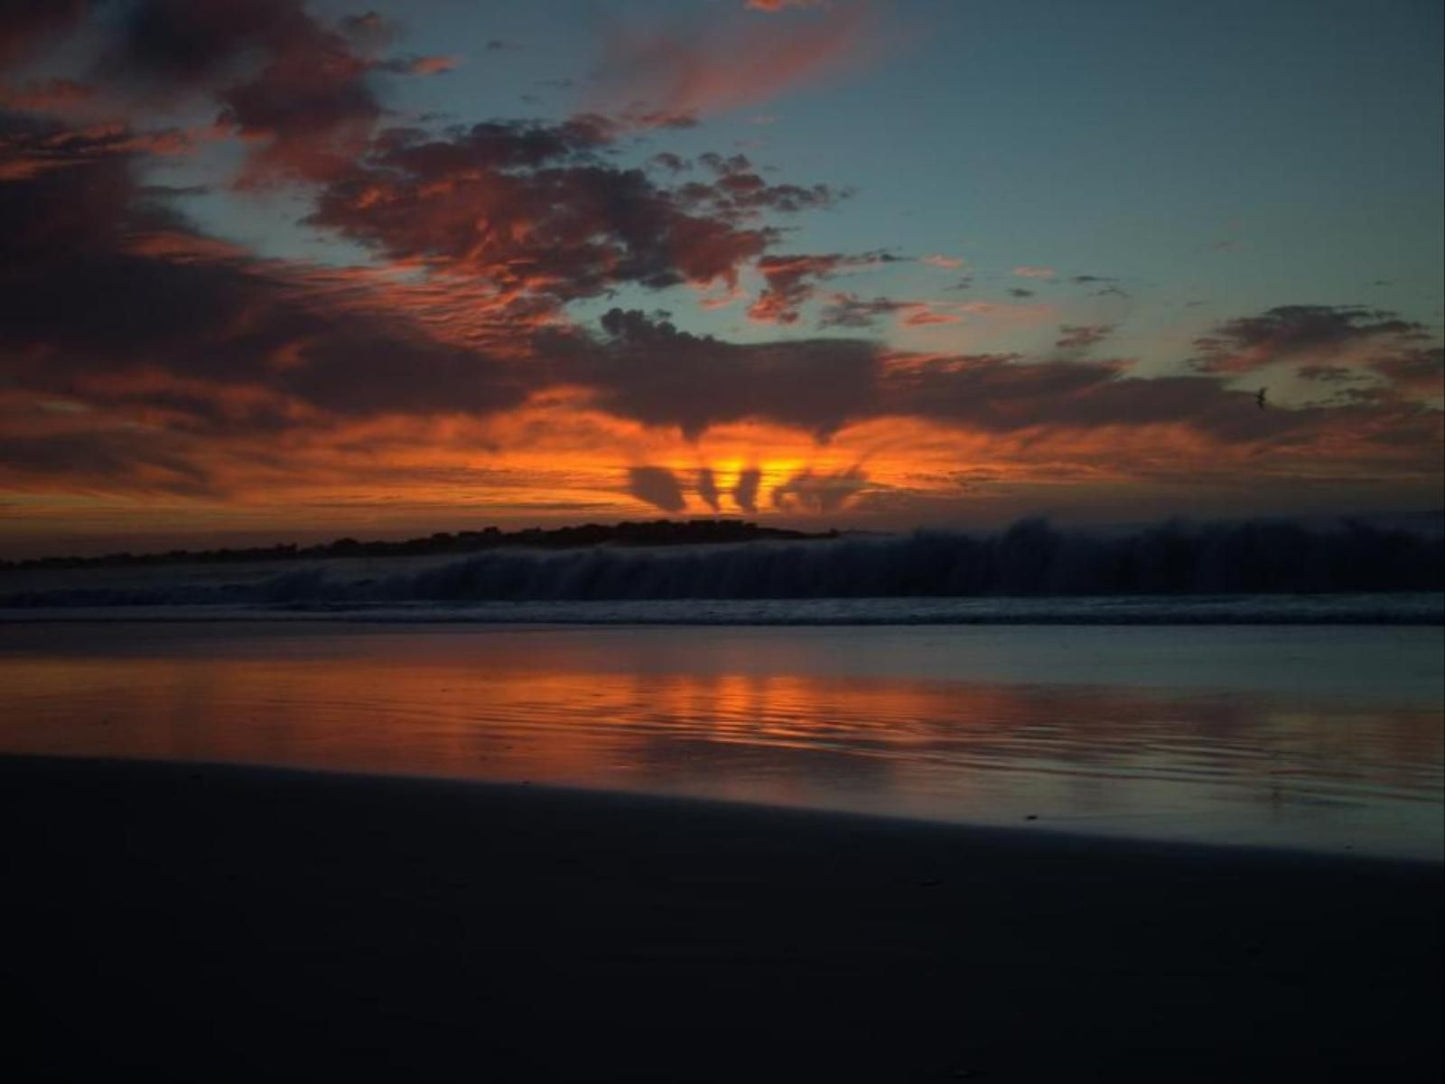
xmin=0 ymin=519 xmax=834 ymax=572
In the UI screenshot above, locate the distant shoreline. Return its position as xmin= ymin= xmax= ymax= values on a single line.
xmin=0 ymin=519 xmax=833 ymax=573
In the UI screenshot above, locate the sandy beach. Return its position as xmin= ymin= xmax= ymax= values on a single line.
xmin=4 ymin=754 xmax=1440 ymax=1082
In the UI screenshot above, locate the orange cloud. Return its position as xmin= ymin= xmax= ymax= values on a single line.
xmin=902 ymin=306 xmax=962 ymax=327
xmin=381 ymin=54 xmax=459 ymax=76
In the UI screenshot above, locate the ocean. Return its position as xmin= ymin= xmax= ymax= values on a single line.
xmin=2 ymin=615 xmax=1440 ymax=861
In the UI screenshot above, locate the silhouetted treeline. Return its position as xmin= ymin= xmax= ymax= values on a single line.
xmin=2 ymin=517 xmax=1441 ymax=609
xmin=0 ymin=520 xmax=831 ymax=573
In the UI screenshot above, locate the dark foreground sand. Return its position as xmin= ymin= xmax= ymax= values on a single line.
xmin=3 ymin=756 xmax=1440 ymax=1082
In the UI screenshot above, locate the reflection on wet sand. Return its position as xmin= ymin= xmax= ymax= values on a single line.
xmin=0 ymin=623 xmax=1440 ymax=857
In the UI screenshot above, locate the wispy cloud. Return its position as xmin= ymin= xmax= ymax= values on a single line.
xmin=747 ymin=250 xmax=887 ymax=324
xmin=591 ymin=4 xmax=872 ymax=126
xmin=745 ymin=0 xmax=828 ymax=11
xmin=1192 ymin=305 xmax=1426 ymax=374
xmin=1055 ymin=324 xmax=1114 ymax=352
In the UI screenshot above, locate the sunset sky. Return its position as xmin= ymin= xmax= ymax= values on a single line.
xmin=1 ymin=0 xmax=1441 ymax=557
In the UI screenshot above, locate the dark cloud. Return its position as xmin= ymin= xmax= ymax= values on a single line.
xmin=0 ymin=424 xmax=233 ymax=498
xmin=771 ymin=467 xmax=867 ymax=514
xmin=92 ymin=0 xmax=449 ymax=184
xmin=0 ymin=112 xmax=528 ymax=430
xmin=874 ymin=352 xmax=1336 ymax=444
xmin=338 ymin=12 xmax=398 ymax=48
xmin=0 ymin=110 xmax=190 ymax=204
xmin=110 ymin=0 xmax=309 ymax=88
xmin=1054 ymin=324 xmax=1113 ymax=352
xmin=648 ymin=151 xmax=689 ymax=173
xmin=696 ymin=467 xmax=720 ymax=511
xmin=1297 ymin=364 xmax=1366 ymax=384
xmin=731 ymin=468 xmax=762 ymax=513
xmin=0 ymin=0 xmax=89 ymax=67
xmin=817 ymin=293 xmax=908 ymax=329
xmin=1193 ymin=305 xmax=1426 ymax=374
xmin=882 ymin=354 xmax=1106 ymax=427
xmin=684 ymin=151 xmax=842 ymax=217
xmin=542 ymin=308 xmax=879 ymax=440
xmin=626 ymin=466 xmax=686 ymax=512
xmin=0 ymin=110 xmax=146 ymax=250
xmin=815 ymin=292 xmax=962 ymax=329
xmin=1370 ymin=346 xmax=1444 ymax=398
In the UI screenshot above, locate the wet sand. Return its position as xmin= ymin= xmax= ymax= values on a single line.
xmin=4 ymin=754 xmax=1440 ymax=1082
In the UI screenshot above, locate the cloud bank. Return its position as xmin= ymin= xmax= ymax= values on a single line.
xmin=0 ymin=0 xmax=1439 ymax=547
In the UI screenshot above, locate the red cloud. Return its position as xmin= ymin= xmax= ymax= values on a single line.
xmin=903 ymin=308 xmax=960 ymax=327
xmin=398 ymin=55 xmax=457 ymax=76
xmin=748 ymin=251 xmax=892 ymax=324
xmin=592 ymin=4 xmax=870 ymax=125
xmin=0 ymin=77 xmax=95 ymax=113
xmin=748 ymin=254 xmax=850 ymax=324
xmin=307 ymin=120 xmax=842 ymax=307
xmin=746 ymin=1 xmax=827 ymax=10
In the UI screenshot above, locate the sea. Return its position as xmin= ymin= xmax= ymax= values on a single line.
xmin=2 ymin=535 xmax=1442 ymax=861
xmin=2 ymin=615 xmax=1441 ymax=861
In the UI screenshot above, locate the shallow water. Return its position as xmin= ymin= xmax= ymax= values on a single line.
xmin=1 ymin=621 xmax=1440 ymax=859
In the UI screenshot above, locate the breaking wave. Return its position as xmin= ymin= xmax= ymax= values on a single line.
xmin=2 ymin=517 xmax=1442 ymax=614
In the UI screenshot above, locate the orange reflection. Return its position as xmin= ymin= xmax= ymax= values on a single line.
xmin=1 ymin=630 xmax=1439 ymax=860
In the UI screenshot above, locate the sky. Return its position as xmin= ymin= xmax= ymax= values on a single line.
xmin=0 ymin=0 xmax=1441 ymax=557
